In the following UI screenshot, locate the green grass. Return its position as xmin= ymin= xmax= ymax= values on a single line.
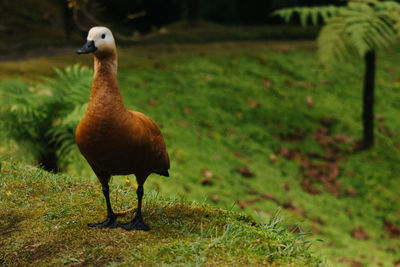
xmin=0 ymin=160 xmax=319 ymax=266
xmin=1 ymin=40 xmax=400 ymax=266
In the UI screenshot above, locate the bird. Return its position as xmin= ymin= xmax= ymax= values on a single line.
xmin=75 ymin=26 xmax=170 ymax=231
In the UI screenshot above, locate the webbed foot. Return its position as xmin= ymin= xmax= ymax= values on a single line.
xmin=119 ymin=215 xmax=149 ymax=231
xmin=88 ymin=216 xmax=118 ymax=229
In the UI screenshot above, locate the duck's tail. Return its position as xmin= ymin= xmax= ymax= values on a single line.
xmin=154 ymin=170 xmax=169 ymax=177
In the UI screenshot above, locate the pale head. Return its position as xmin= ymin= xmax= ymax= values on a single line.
xmin=77 ymin=26 xmax=116 ymax=57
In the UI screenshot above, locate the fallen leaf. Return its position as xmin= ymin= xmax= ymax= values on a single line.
xmin=300 ymin=157 xmax=312 ymax=169
xmin=285 ymin=79 xmax=296 ymax=87
xmin=237 ymin=166 xmax=254 ymax=178
xmin=378 ymin=123 xmax=388 ymax=134
xmin=183 ymin=107 xmax=193 ymax=114
xmin=269 ymin=154 xmax=278 ymax=163
xmin=323 ymin=180 xmax=342 ymax=197
xmin=334 ymin=133 xmax=353 ymax=144
xmin=247 ymin=98 xmax=260 ymax=108
xmin=279 ymin=130 xmax=305 ymax=141
xmin=262 ymin=192 xmax=277 ymax=202
xmin=300 ymin=179 xmax=322 ymax=195
xmin=346 ymin=188 xmax=358 ymax=197
xmin=225 ymin=127 xmax=236 ymax=133
xmin=339 ymin=258 xmax=363 ymax=267
xmin=281 ymin=183 xmax=291 ymax=191
xmin=304 ymin=168 xmax=321 ymax=179
xmin=347 ymin=171 xmax=356 ymax=177
xmin=351 ymin=227 xmax=369 ymax=240
xmin=327 ymin=164 xmax=340 ymax=180
xmin=246 ymin=189 xmax=258 ymax=195
xmin=306 ymin=95 xmax=314 ymax=108
xmin=276 ymin=146 xmax=292 ymax=159
xmin=237 ymin=200 xmax=250 ymax=210
xmin=297 ymin=80 xmax=313 ymax=88
xmin=199 ymin=177 xmax=213 ymax=186
xmin=375 ymin=114 xmax=385 ymax=121
xmin=319 ymin=115 xmax=336 ymax=127
xmin=148 ymin=99 xmax=160 ymax=106
xmin=384 ymin=218 xmax=400 ymax=238
xmin=211 ymin=194 xmax=220 ymax=203
xmin=386 ymin=246 xmax=396 ymax=252
xmin=213 ymin=154 xmax=221 ymax=160
xmin=201 ymin=169 xmax=213 ymax=178
xmin=232 ymin=151 xmax=242 ymax=158
xmin=262 ymin=78 xmax=272 ymax=88
xmin=310 ymin=216 xmax=326 ymax=225
xmin=319 ymin=80 xmax=329 ymax=85
xmin=282 ymin=201 xmax=307 ymax=217
xmin=250 ymin=197 xmax=262 ymax=203
xmin=388 ymin=67 xmax=396 ymax=74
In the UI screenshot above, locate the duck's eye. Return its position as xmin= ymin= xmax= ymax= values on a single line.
xmin=101 ymin=34 xmax=106 ymax=39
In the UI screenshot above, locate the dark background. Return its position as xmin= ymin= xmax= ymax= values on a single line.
xmin=94 ymin=0 xmax=341 ymax=31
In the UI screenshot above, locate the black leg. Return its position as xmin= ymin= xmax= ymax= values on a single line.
xmin=119 ymin=185 xmax=149 ymax=231
xmin=88 ymin=183 xmax=118 ymax=229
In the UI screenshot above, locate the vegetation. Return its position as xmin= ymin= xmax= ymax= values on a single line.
xmin=0 ymin=65 xmax=91 ymax=171
xmin=1 ymin=41 xmax=400 ymax=266
xmin=275 ymin=0 xmax=400 ymax=149
xmin=0 ymin=160 xmax=319 ymax=266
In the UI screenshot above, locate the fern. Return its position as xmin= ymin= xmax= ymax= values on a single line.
xmin=0 ymin=64 xmax=92 ymax=171
xmin=274 ymin=0 xmax=400 ymax=64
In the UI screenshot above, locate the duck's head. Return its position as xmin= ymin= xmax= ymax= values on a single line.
xmin=77 ymin=26 xmax=116 ymax=57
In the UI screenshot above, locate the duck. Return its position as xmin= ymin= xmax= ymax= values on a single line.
xmin=75 ymin=26 xmax=170 ymax=231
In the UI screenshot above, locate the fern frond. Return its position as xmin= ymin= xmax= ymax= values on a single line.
xmin=273 ymin=6 xmax=341 ymax=26
xmin=46 ymin=103 xmax=88 ymax=158
xmin=0 ymin=64 xmax=93 ymax=168
xmin=43 ymin=64 xmax=92 ymax=106
xmin=277 ymin=0 xmax=400 ymax=65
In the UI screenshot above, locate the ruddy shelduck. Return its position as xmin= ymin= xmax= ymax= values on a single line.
xmin=76 ymin=26 xmax=170 ymax=231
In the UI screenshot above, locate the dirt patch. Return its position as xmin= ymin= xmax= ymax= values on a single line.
xmin=351 ymin=227 xmax=370 ymax=240
xmin=339 ymin=258 xmax=363 ymax=267
xmin=383 ymin=218 xmax=400 ymax=238
xmin=276 ymin=116 xmax=356 ymax=197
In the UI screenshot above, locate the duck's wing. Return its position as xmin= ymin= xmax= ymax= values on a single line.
xmin=127 ymin=110 xmax=170 ymax=173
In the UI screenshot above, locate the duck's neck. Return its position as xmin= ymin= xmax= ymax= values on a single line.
xmin=88 ymin=53 xmax=125 ymax=112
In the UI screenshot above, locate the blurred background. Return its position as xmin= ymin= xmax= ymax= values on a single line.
xmin=1 ymin=0 xmax=400 ymax=266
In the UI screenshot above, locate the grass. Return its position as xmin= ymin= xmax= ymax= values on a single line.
xmin=0 ymin=160 xmax=319 ymax=266
xmin=1 ymin=40 xmax=400 ymax=266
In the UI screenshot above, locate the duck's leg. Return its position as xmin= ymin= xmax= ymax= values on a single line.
xmin=119 ymin=184 xmax=149 ymax=231
xmin=88 ymin=182 xmax=118 ymax=228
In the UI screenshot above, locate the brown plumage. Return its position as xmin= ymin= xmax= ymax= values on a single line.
xmin=76 ymin=26 xmax=169 ymax=231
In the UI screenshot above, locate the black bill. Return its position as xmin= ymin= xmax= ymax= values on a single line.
xmin=77 ymin=40 xmax=97 ymax=54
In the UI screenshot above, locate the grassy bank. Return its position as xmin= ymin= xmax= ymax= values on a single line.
xmin=0 ymin=161 xmax=319 ymax=266
xmin=1 ymin=41 xmax=400 ymax=266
